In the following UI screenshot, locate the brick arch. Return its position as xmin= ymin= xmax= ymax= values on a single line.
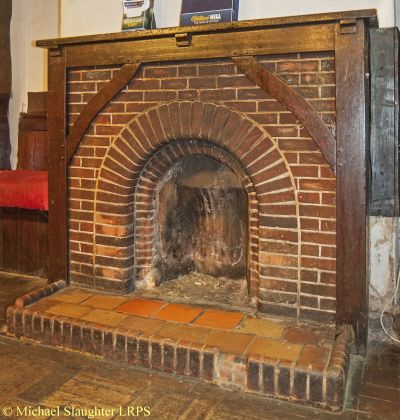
xmin=134 ymin=139 xmax=259 ymax=299
xmin=93 ymin=101 xmax=299 ymax=311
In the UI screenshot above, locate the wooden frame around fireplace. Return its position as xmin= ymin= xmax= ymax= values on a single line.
xmin=38 ymin=10 xmax=377 ymax=351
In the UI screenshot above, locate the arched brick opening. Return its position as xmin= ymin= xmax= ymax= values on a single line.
xmin=134 ymin=139 xmax=259 ymax=299
xmin=93 ymin=101 xmax=299 ymax=311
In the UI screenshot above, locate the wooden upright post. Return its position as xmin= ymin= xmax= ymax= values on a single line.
xmin=47 ymin=49 xmax=68 ymax=283
xmin=335 ymin=19 xmax=369 ymax=353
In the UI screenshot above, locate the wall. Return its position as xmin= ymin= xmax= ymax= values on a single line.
xmin=9 ymin=0 xmax=58 ymax=168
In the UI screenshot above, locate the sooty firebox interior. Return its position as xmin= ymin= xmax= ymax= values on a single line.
xmin=141 ymin=155 xmax=250 ymax=307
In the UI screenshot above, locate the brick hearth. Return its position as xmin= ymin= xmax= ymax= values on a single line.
xmin=6 ymin=284 xmax=350 ymax=411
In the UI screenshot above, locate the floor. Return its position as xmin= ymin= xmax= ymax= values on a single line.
xmin=0 ymin=272 xmax=399 ymax=419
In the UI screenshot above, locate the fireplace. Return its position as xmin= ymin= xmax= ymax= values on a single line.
xmin=68 ymin=62 xmax=336 ymax=321
xmin=155 ymin=153 xmax=247 ymax=281
xmin=39 ymin=11 xmax=373 ymax=350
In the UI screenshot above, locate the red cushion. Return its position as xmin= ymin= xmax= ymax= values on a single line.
xmin=0 ymin=170 xmax=48 ymax=211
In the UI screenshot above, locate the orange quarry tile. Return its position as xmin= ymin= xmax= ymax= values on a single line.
xmin=80 ymin=309 xmax=129 ymax=327
xmin=248 ymin=337 xmax=303 ymax=362
xmin=153 ymin=303 xmax=203 ymax=324
xmin=283 ymin=326 xmax=319 ymax=346
xmin=116 ymin=298 xmax=166 ymax=317
xmin=46 ymin=303 xmax=92 ymax=318
xmin=235 ymin=317 xmax=285 ymax=338
xmin=296 ymin=345 xmax=331 ymax=370
xmin=83 ymin=294 xmax=129 ymax=310
xmin=52 ymin=288 xmax=94 ymax=304
xmin=117 ymin=315 xmax=166 ymax=335
xmin=204 ymin=330 xmax=254 ymax=356
xmin=157 ymin=322 xmax=210 ymax=344
xmin=194 ymin=309 xmax=243 ymax=330
xmin=29 ymin=298 xmax=62 ymax=312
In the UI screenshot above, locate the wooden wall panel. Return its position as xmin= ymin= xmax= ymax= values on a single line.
xmin=369 ymin=28 xmax=399 ymax=216
xmin=0 ymin=209 xmax=48 ymax=278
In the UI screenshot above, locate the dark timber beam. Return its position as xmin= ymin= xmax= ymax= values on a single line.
xmin=66 ymin=63 xmax=141 ymax=162
xmin=47 ymin=49 xmax=67 ymax=283
xmin=233 ymin=55 xmax=336 ymax=170
xmin=335 ymin=19 xmax=369 ymax=353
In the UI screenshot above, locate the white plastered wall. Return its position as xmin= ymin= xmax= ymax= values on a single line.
xmin=9 ymin=0 xmax=59 ymax=168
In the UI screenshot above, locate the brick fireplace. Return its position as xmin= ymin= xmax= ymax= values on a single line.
xmin=67 ymin=54 xmax=337 ymax=322
xmin=25 ymin=10 xmax=374 ymax=354
xmin=4 ymin=11 xmax=377 ymax=409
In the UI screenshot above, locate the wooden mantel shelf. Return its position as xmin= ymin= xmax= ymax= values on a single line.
xmin=37 ymin=9 xmax=377 ymax=49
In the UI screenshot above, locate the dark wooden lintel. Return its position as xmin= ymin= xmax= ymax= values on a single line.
xmin=36 ymin=9 xmax=378 ymax=49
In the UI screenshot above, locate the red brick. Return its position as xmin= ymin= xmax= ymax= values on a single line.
xmin=298 ymin=192 xmax=320 ymax=204
xmin=144 ymin=66 xmax=178 ymax=78
xmin=199 ymin=89 xmax=236 ymax=101
xmin=144 ymin=90 xmax=178 ymax=101
xmin=189 ymin=77 xmax=216 ymax=89
xmin=321 ymin=247 xmax=336 ymax=258
xmin=302 ymin=231 xmax=335 ymax=245
xmin=258 ymin=100 xmax=285 ymax=112
xmin=301 ymin=73 xmax=335 ymax=85
xmin=299 ymin=152 xmax=326 ymax=165
xmin=299 ymin=179 xmax=336 ymax=192
xmin=299 ymin=205 xmax=336 ymax=219
xmin=260 ymin=241 xmax=298 ymax=255
xmin=301 ymin=244 xmax=319 ymax=256
xmin=82 ymin=70 xmax=112 ymax=81
xmin=161 ymin=78 xmax=187 ymax=89
xmin=320 ymin=272 xmax=336 ymax=285
xmin=277 ymin=60 xmax=319 ymax=73
xmin=267 ymin=126 xmax=299 ymax=138
xmin=198 ymin=63 xmax=235 ymax=76
xmin=301 ymin=283 xmax=335 ymax=298
xmin=301 ymin=269 xmax=318 ymax=282
xmin=178 ymin=65 xmax=198 ymax=77
xmin=301 ymin=257 xmax=335 ymax=271
xmin=261 ymin=266 xmax=298 ymax=280
xmin=69 ymin=82 xmax=96 ymax=92
xmin=321 ymin=220 xmax=336 ymax=232
xmin=259 ymin=190 xmax=296 ymax=204
xmin=217 ymin=75 xmax=252 ymax=88
xmin=260 ymin=278 xmax=298 ymax=293
xmin=259 ymin=227 xmax=298 ymax=243
xmin=237 ymin=88 xmax=270 ymax=100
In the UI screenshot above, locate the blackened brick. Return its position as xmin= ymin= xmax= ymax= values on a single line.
xmin=247 ymin=361 xmax=260 ymax=390
xmin=189 ymin=350 xmax=200 ymax=377
xmin=176 ymin=347 xmax=188 ymax=376
xmin=262 ymin=362 xmax=275 ymax=395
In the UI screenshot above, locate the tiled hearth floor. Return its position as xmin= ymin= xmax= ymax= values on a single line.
xmin=5 ymin=284 xmax=350 ymax=411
